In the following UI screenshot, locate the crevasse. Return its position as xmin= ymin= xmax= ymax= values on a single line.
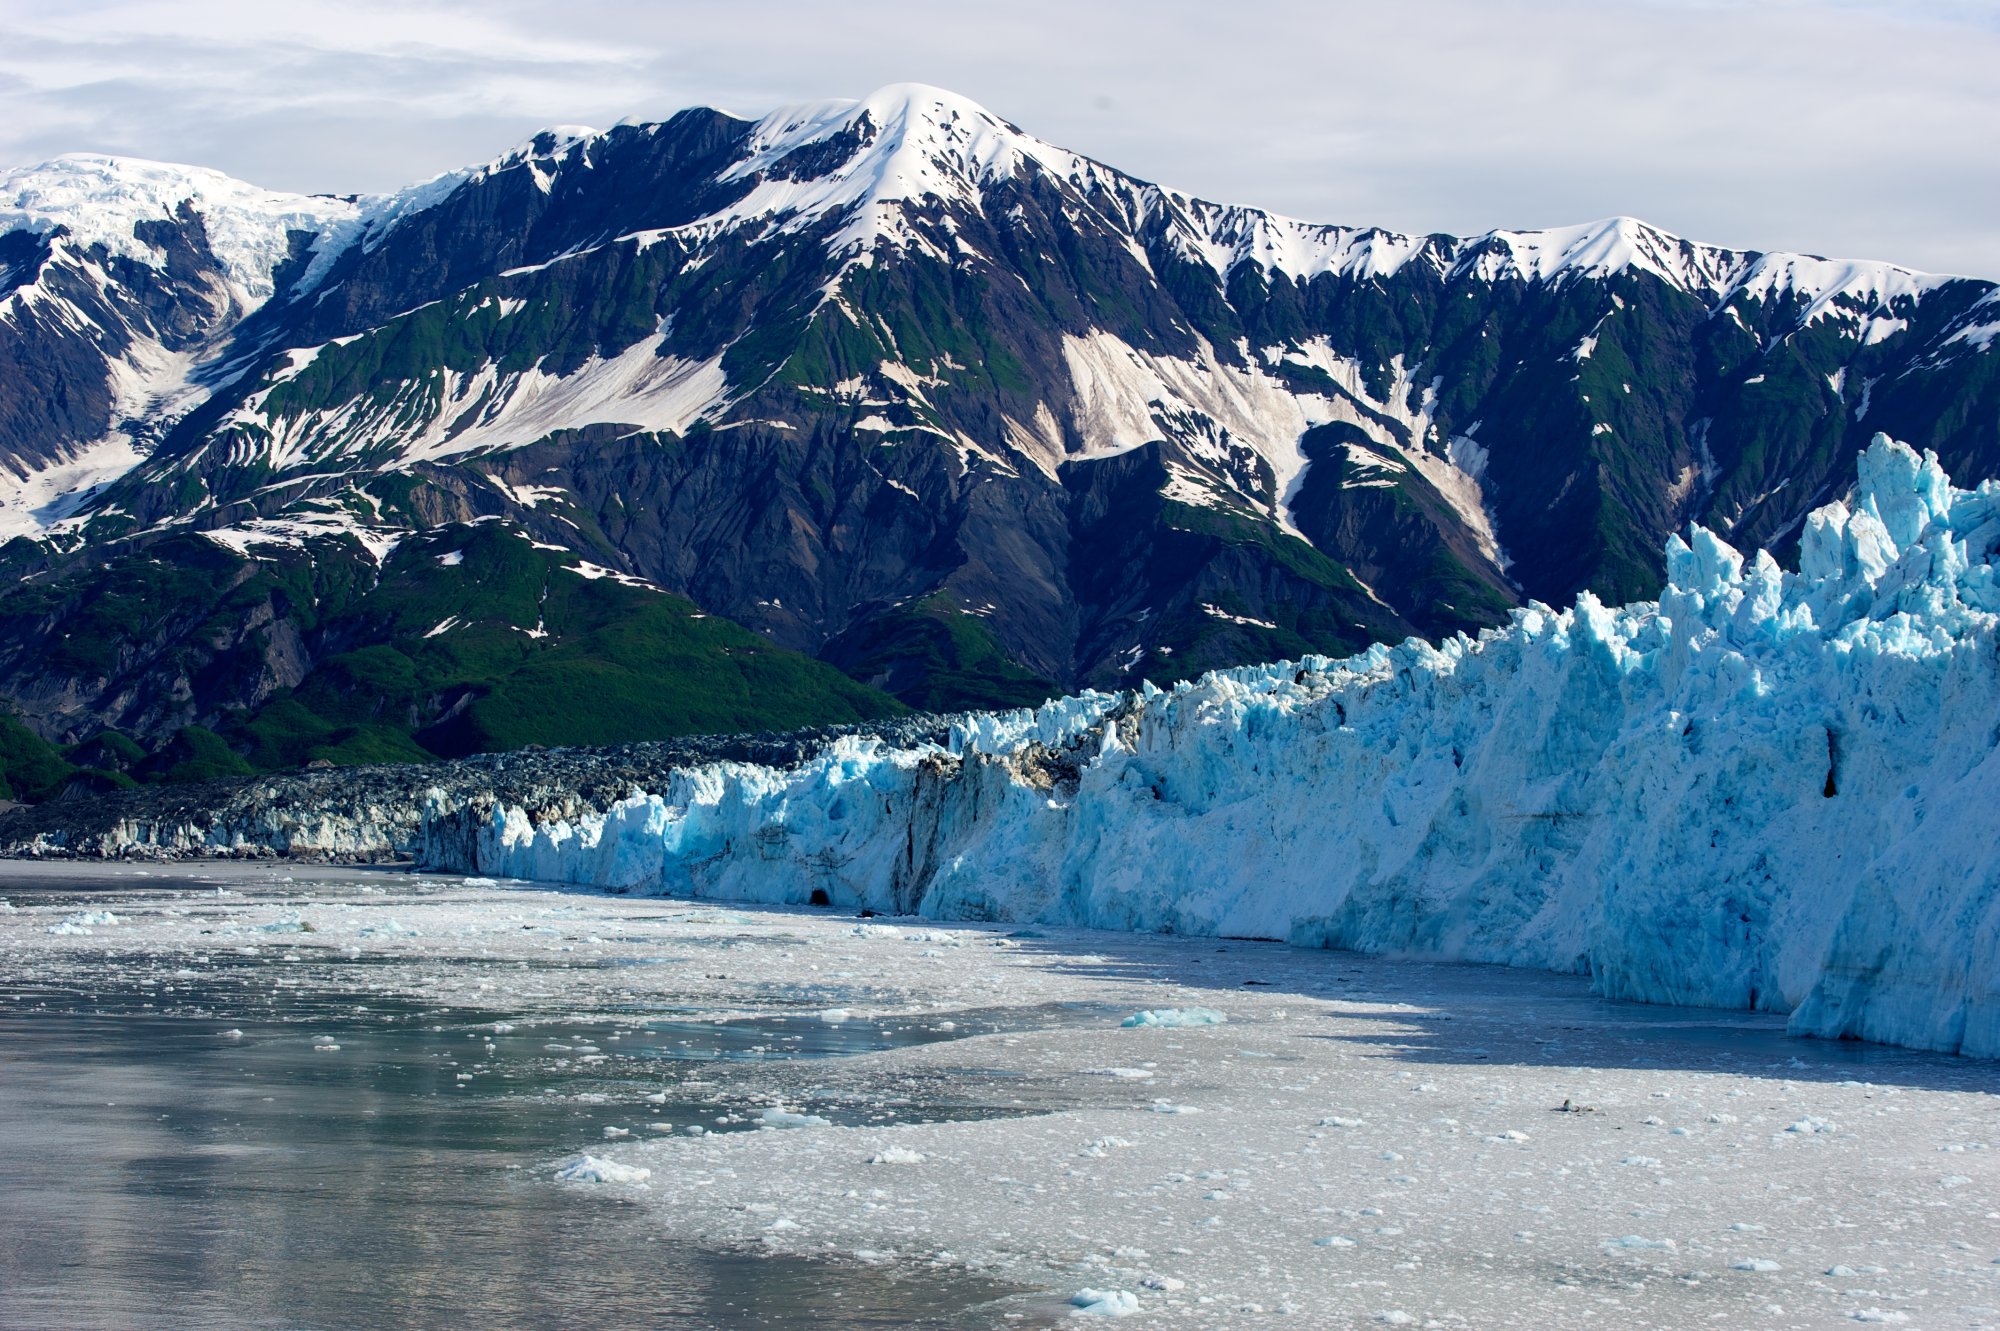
xmin=444 ymin=435 xmax=2000 ymax=1057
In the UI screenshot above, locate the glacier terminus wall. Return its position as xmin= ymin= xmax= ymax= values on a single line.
xmin=440 ymin=436 xmax=2000 ymax=1057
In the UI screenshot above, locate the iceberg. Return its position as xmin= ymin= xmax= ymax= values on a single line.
xmin=1120 ymin=1008 xmax=1228 ymax=1029
xmin=439 ymin=436 xmax=2000 ymax=1057
xmin=553 ymin=1154 xmax=652 ymax=1185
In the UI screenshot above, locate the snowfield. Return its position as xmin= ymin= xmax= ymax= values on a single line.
xmin=1 ymin=864 xmax=1993 ymax=1329
xmin=445 ymin=435 xmax=2000 ymax=1058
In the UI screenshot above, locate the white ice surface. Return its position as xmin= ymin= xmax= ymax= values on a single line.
xmin=465 ymin=436 xmax=2000 ymax=1059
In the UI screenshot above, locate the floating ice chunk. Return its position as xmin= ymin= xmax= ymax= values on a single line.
xmin=1374 ymin=1312 xmax=1416 ymax=1326
xmin=1121 ymin=1008 xmax=1226 ymax=1029
xmin=1847 ymin=1311 xmax=1910 ymax=1324
xmin=1070 ymin=1288 xmax=1140 ymax=1317
xmin=758 ymin=1107 xmax=832 ymax=1129
xmin=1604 ymin=1236 xmax=1677 ymax=1252
xmin=1730 ymin=1222 xmax=1766 ymax=1232
xmin=1786 ymin=1117 xmax=1837 ymax=1135
xmin=48 ymin=910 xmax=119 ymax=935
xmin=603 ymin=1126 xmax=632 ymax=1139
xmin=1315 ymin=1235 xmax=1357 ymax=1248
xmin=1621 ymin=1155 xmax=1662 ymax=1167
xmin=818 ymin=1008 xmax=853 ymax=1023
xmin=1139 ymin=1276 xmax=1184 ymax=1292
xmin=1319 ymin=1115 xmax=1365 ymax=1128
xmin=554 ymin=1154 xmax=652 ymax=1184
xmin=1731 ymin=1258 xmax=1782 ymax=1272
xmin=219 ymin=1029 xmax=244 ymax=1040
xmin=1149 ymin=1101 xmax=1202 ymax=1115
xmin=1489 ymin=1130 xmax=1531 ymax=1143
xmin=866 ymin=1148 xmax=927 ymax=1164
xmin=1084 ymin=1067 xmax=1155 ymax=1079
xmin=1079 ymin=1137 xmax=1134 ymax=1157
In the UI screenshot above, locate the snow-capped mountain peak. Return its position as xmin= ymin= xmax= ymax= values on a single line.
xmin=732 ymin=83 xmax=1055 ymax=191
xmin=1453 ymin=215 xmax=1741 ymax=293
xmin=1434 ymin=214 xmax=1954 ymax=328
xmin=0 ymin=153 xmax=361 ymax=305
xmin=715 ymin=83 xmax=1092 ymax=253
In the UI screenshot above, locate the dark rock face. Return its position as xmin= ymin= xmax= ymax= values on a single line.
xmin=2 ymin=85 xmax=1997 ymax=772
xmin=0 ymin=204 xmax=269 ymax=479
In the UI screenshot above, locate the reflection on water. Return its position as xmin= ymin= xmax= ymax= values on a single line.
xmin=0 ymin=989 xmax=1058 ymax=1330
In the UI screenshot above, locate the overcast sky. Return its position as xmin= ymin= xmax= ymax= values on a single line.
xmin=2 ymin=0 xmax=1996 ymax=278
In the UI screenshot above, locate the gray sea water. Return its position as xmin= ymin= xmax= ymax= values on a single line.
xmin=0 ymin=878 xmax=1062 ymax=1331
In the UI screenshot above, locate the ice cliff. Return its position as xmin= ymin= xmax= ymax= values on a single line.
xmin=451 ymin=436 xmax=2000 ymax=1057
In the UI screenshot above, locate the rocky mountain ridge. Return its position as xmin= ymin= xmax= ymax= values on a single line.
xmin=1 ymin=83 xmax=1995 ymax=786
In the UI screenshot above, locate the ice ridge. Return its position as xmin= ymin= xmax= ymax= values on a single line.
xmin=449 ymin=434 xmax=2000 ymax=1058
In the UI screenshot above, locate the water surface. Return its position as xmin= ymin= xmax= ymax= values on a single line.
xmin=0 ymin=881 xmax=1062 ymax=1330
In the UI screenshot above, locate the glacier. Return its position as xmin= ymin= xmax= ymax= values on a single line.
xmin=438 ymin=435 xmax=2000 ymax=1058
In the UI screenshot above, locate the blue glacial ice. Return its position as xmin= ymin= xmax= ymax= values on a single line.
xmin=447 ymin=436 xmax=2000 ymax=1056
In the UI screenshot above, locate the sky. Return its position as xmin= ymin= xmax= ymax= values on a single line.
xmin=1 ymin=0 xmax=1996 ymax=278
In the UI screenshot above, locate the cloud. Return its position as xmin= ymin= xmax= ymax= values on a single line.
xmin=0 ymin=0 xmax=1995 ymax=278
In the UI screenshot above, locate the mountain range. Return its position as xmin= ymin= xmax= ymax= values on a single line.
xmin=1 ymin=82 xmax=1995 ymax=796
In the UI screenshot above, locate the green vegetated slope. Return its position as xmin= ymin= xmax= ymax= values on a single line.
xmin=826 ymin=592 xmax=1060 ymax=713
xmin=0 ymin=522 xmax=904 ymax=790
xmin=0 ymin=713 xmax=74 ymax=802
